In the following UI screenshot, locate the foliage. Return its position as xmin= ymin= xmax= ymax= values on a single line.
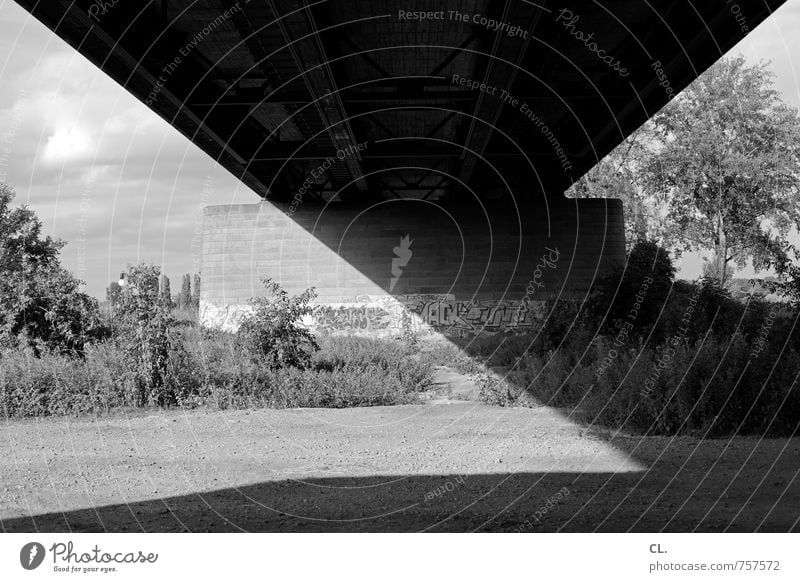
xmin=643 ymin=56 xmax=800 ymax=286
xmin=0 ymin=184 xmax=104 ymax=354
xmin=106 ymin=281 xmax=122 ymax=306
xmin=570 ymin=57 xmax=800 ymax=288
xmin=400 ymin=308 xmax=420 ymax=348
xmin=0 ymin=332 xmax=436 ymax=417
xmin=193 ymin=332 xmax=432 ymax=408
xmin=478 ymin=374 xmax=522 ymax=407
xmin=113 ymin=264 xmax=186 ymax=406
xmin=159 ymin=274 xmax=172 ymax=306
xmin=192 ymin=274 xmax=201 ymax=308
xmin=587 ymin=240 xmax=675 ymax=334
xmin=177 ymin=273 xmax=191 ymax=309
xmin=476 ymin=272 xmax=800 ymax=437
xmin=237 ymin=279 xmax=320 ymax=369
xmin=567 ymin=128 xmax=654 ymax=247
xmin=766 ymin=265 xmax=800 ymax=306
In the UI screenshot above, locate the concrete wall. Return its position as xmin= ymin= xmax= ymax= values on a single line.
xmin=200 ymin=198 xmax=625 ymax=337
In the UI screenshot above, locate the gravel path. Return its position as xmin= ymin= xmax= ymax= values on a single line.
xmin=1 ymin=401 xmax=798 ymax=532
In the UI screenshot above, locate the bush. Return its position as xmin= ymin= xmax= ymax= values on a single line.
xmin=0 ymin=333 xmax=437 ymax=418
xmin=0 ymin=184 xmax=106 ymax=354
xmin=186 ymin=333 xmax=432 ymax=409
xmin=113 ymin=264 xmax=191 ymax=406
xmin=1 ymin=342 xmax=133 ymax=417
xmin=586 ymin=240 xmax=675 ymax=335
xmin=237 ymin=279 xmax=319 ymax=369
xmin=486 ymin=330 xmax=800 ymax=437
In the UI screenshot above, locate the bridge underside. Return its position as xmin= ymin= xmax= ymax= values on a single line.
xmin=16 ymin=0 xmax=784 ymax=336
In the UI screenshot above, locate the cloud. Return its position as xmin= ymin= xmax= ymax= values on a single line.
xmin=41 ymin=126 xmax=93 ymax=165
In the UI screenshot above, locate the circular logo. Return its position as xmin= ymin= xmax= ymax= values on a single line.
xmin=20 ymin=542 xmax=45 ymax=570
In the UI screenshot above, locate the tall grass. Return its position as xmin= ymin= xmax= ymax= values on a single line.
xmin=475 ymin=312 xmax=800 ymax=437
xmin=0 ymin=333 xmax=434 ymax=418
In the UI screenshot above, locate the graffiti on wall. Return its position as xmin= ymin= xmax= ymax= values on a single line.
xmin=311 ymin=294 xmax=547 ymax=337
xmin=200 ymin=294 xmax=549 ymax=337
xmin=199 ymin=302 xmax=253 ymax=333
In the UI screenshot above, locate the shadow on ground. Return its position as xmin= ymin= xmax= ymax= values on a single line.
xmin=4 ymin=433 xmax=797 ymax=533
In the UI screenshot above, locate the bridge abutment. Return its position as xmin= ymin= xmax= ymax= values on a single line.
xmin=200 ymin=198 xmax=624 ymax=337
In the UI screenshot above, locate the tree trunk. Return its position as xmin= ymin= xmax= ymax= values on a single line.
xmin=715 ymin=212 xmax=727 ymax=287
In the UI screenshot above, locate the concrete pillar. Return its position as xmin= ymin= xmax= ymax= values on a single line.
xmin=200 ymin=197 xmax=625 ymax=337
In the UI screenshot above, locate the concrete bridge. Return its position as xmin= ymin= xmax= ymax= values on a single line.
xmin=15 ymin=0 xmax=785 ymax=337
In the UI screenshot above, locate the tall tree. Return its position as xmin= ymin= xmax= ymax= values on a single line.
xmin=643 ymin=56 xmax=800 ymax=286
xmin=159 ymin=274 xmax=172 ymax=306
xmin=106 ymin=281 xmax=122 ymax=306
xmin=178 ymin=273 xmax=191 ymax=309
xmin=0 ymin=184 xmax=102 ymax=352
xmin=114 ymin=264 xmax=178 ymax=405
xmin=192 ymin=274 xmax=201 ymax=308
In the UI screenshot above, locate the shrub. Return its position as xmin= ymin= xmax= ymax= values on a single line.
xmin=486 ymin=330 xmax=800 ymax=438
xmin=237 ymin=279 xmax=320 ymax=369
xmin=187 ymin=334 xmax=431 ymax=409
xmin=0 ymin=342 xmax=131 ymax=417
xmin=113 ymin=264 xmax=189 ymax=406
xmin=586 ymin=240 xmax=675 ymax=335
xmin=478 ymin=373 xmax=522 ymax=406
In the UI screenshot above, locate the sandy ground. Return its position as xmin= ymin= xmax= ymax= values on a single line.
xmin=2 ymin=397 xmax=798 ymax=532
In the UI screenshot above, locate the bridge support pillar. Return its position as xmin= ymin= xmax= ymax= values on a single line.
xmin=200 ymin=198 xmax=625 ymax=338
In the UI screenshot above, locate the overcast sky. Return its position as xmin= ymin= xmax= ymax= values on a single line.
xmin=1 ymin=1 xmax=799 ymax=298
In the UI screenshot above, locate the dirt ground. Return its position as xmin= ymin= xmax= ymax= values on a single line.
xmin=2 ymin=398 xmax=798 ymax=532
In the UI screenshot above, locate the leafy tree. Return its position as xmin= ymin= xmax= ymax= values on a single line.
xmin=114 ymin=264 xmax=181 ymax=405
xmin=643 ymin=56 xmax=800 ymax=286
xmin=0 ymin=184 xmax=103 ymax=353
xmin=238 ymin=279 xmax=319 ymax=369
xmin=567 ymin=128 xmax=655 ymax=247
xmin=192 ymin=273 xmax=201 ymax=309
xmin=106 ymin=281 xmax=122 ymax=306
xmin=587 ymin=240 xmax=675 ymax=333
xmin=178 ymin=273 xmax=191 ymax=309
xmin=159 ymin=274 xmax=172 ymax=307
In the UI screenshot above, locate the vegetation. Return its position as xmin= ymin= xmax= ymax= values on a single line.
xmin=471 ymin=242 xmax=800 ymax=437
xmin=0 ymin=331 xmax=434 ymax=417
xmin=571 ymin=56 xmax=800 ymax=286
xmin=645 ymin=56 xmax=800 ymax=286
xmin=1 ymin=190 xmax=797 ymax=438
xmin=2 ymin=57 xmax=800 ymax=439
xmin=0 ymin=185 xmax=105 ymax=354
xmin=237 ymin=278 xmax=319 ymax=370
xmin=0 ymin=219 xmax=433 ymax=416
